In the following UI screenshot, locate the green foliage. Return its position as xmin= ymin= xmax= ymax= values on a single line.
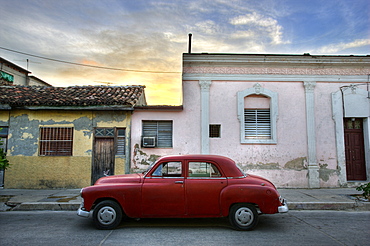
xmin=356 ymin=183 xmax=370 ymax=199
xmin=0 ymin=148 xmax=10 ymax=170
xmin=0 ymin=128 xmax=10 ymax=170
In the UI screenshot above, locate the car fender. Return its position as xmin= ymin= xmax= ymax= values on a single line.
xmin=82 ymin=184 xmax=142 ymax=217
xmin=220 ymin=184 xmax=281 ymax=216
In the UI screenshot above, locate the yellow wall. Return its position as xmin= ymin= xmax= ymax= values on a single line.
xmin=2 ymin=110 xmax=131 ymax=189
xmin=5 ymin=156 xmax=91 ymax=188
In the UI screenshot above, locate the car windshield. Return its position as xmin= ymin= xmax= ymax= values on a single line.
xmin=143 ymin=160 xmax=158 ymax=175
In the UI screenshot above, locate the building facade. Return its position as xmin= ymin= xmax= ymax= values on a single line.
xmin=131 ymin=53 xmax=370 ymax=188
xmin=1 ymin=57 xmax=51 ymax=86
xmin=0 ymin=85 xmax=146 ymax=188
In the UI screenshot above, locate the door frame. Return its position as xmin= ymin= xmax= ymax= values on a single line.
xmin=332 ymin=89 xmax=370 ymax=185
xmin=344 ymin=118 xmax=367 ymax=181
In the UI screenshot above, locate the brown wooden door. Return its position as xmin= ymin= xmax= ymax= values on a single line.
xmin=344 ymin=118 xmax=367 ymax=181
xmin=92 ymin=138 xmax=115 ymax=184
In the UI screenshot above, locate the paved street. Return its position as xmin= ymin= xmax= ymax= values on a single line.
xmin=0 ymin=210 xmax=369 ymax=246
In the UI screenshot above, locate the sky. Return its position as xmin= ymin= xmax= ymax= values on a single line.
xmin=1 ymin=0 xmax=369 ymax=105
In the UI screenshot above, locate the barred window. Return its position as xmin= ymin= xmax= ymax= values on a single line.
xmin=209 ymin=124 xmax=221 ymax=138
xmin=39 ymin=127 xmax=73 ymax=156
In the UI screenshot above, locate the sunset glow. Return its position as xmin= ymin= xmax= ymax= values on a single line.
xmin=1 ymin=0 xmax=369 ymax=105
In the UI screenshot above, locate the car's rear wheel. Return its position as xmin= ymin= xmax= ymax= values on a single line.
xmin=229 ymin=203 xmax=259 ymax=230
xmin=93 ymin=200 xmax=123 ymax=230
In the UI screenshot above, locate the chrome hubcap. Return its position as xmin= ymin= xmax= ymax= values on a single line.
xmin=97 ymin=206 xmax=116 ymax=225
xmin=235 ymin=207 xmax=253 ymax=226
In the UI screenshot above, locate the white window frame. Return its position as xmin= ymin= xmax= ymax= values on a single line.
xmin=237 ymin=83 xmax=278 ymax=144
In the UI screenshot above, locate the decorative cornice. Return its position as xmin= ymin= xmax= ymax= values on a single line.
xmin=183 ymin=67 xmax=370 ymax=76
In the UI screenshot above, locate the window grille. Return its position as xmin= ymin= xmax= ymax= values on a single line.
xmin=244 ymin=109 xmax=271 ymax=139
xmin=209 ymin=124 xmax=221 ymax=138
xmin=142 ymin=121 xmax=173 ymax=148
xmin=39 ymin=127 xmax=73 ymax=156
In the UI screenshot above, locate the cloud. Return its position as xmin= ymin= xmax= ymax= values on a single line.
xmin=229 ymin=12 xmax=289 ymax=45
xmin=1 ymin=0 xmax=369 ymax=105
xmin=315 ymin=39 xmax=370 ymax=54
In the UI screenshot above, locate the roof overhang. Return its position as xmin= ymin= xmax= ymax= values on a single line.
xmin=134 ymin=105 xmax=183 ymax=111
xmin=0 ymin=105 xmax=134 ymax=111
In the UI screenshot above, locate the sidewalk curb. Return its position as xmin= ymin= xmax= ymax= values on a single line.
xmin=1 ymin=201 xmax=369 ymax=212
xmin=288 ymin=201 xmax=370 ymax=211
xmin=0 ymin=202 xmax=81 ymax=211
xmin=12 ymin=202 xmax=81 ymax=211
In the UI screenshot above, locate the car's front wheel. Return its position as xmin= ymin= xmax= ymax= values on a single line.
xmin=229 ymin=203 xmax=259 ymax=230
xmin=93 ymin=200 xmax=123 ymax=230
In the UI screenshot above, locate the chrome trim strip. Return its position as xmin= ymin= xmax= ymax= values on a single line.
xmin=145 ymin=177 xmax=185 ymax=179
xmin=227 ymin=175 xmax=247 ymax=179
xmin=187 ymin=177 xmax=227 ymax=180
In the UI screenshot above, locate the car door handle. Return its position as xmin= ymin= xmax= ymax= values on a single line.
xmin=175 ymin=181 xmax=184 ymax=184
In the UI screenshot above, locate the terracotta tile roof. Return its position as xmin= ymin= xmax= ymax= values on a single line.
xmin=0 ymin=85 xmax=146 ymax=107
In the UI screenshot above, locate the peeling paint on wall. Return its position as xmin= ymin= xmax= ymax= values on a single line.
xmin=72 ymin=117 xmax=93 ymax=131
xmin=3 ymin=109 xmax=132 ymax=188
xmin=9 ymin=114 xmax=39 ymax=156
xmin=319 ymin=163 xmax=338 ymax=182
xmin=82 ymin=130 xmax=93 ymax=138
xmin=132 ymin=144 xmax=160 ymax=172
xmin=94 ymin=112 xmax=127 ymax=126
xmin=284 ymin=157 xmax=307 ymax=170
xmin=241 ymin=162 xmax=280 ymax=170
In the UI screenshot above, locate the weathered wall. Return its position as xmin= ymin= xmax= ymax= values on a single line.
xmin=5 ymin=156 xmax=91 ymax=188
xmin=131 ymin=80 xmax=368 ymax=188
xmin=131 ymin=109 xmax=194 ymax=172
xmin=2 ymin=110 xmax=130 ymax=189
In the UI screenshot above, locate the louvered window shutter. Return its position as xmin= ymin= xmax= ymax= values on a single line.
xmin=143 ymin=121 xmax=173 ymax=147
xmin=244 ymin=109 xmax=271 ymax=139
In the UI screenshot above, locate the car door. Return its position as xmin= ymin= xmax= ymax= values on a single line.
xmin=141 ymin=161 xmax=185 ymax=217
xmin=186 ymin=161 xmax=227 ymax=216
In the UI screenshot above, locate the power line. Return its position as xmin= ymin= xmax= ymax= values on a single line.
xmin=0 ymin=46 xmax=181 ymax=74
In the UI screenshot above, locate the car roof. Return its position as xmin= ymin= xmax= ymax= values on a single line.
xmin=157 ymin=154 xmax=244 ymax=177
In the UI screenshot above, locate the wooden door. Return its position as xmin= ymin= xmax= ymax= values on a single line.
xmin=92 ymin=138 xmax=115 ymax=184
xmin=344 ymin=118 xmax=367 ymax=181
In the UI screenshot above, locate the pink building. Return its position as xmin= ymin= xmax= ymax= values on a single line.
xmin=131 ymin=53 xmax=370 ymax=188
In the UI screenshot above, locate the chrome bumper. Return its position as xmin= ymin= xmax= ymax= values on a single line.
xmin=278 ymin=198 xmax=289 ymax=213
xmin=77 ymin=202 xmax=90 ymax=218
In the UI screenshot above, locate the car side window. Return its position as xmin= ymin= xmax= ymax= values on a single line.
xmin=152 ymin=162 xmax=182 ymax=177
xmin=188 ymin=162 xmax=222 ymax=178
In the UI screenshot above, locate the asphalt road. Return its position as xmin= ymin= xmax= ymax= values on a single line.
xmin=0 ymin=211 xmax=369 ymax=246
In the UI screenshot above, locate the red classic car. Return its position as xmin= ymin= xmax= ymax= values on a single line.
xmin=77 ymin=155 xmax=288 ymax=230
